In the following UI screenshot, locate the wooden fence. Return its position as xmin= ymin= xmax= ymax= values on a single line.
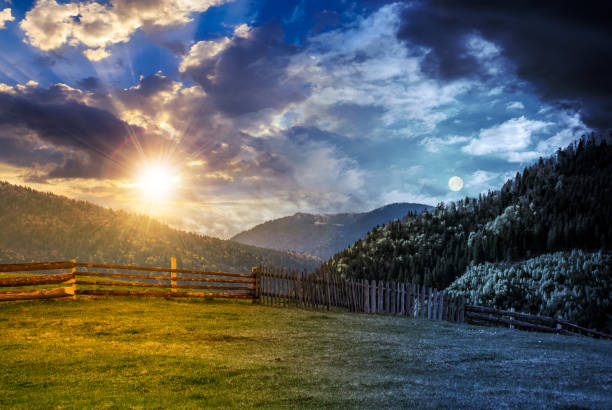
xmin=465 ymin=305 xmax=612 ymax=340
xmin=0 ymin=259 xmax=254 ymax=301
xmin=3 ymin=261 xmax=610 ymax=340
xmin=254 ymin=266 xmax=612 ymax=339
xmin=254 ymin=266 xmax=465 ymax=323
xmin=0 ymin=261 xmax=77 ymax=301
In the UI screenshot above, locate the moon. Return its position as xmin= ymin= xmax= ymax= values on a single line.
xmin=448 ymin=176 xmax=463 ymax=191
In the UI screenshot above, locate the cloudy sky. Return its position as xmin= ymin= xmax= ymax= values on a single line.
xmin=0 ymin=0 xmax=609 ymax=238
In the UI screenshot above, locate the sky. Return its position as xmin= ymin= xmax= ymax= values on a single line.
xmin=0 ymin=0 xmax=610 ymax=239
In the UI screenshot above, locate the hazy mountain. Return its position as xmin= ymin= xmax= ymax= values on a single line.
xmin=0 ymin=182 xmax=321 ymax=272
xmin=231 ymin=203 xmax=433 ymax=259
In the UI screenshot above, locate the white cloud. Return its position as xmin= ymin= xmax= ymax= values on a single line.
xmin=20 ymin=0 xmax=230 ymax=61
xmin=82 ymin=47 xmax=111 ymax=61
xmin=536 ymin=112 xmax=590 ymax=153
xmin=465 ymin=35 xmax=500 ymax=60
xmin=466 ymin=170 xmax=498 ymax=188
xmin=421 ymin=135 xmax=469 ymax=153
xmin=506 ymin=101 xmax=524 ymax=110
xmin=0 ymin=7 xmax=13 ymax=29
xmin=462 ymin=116 xmax=552 ymax=158
xmin=465 ymin=34 xmax=504 ymax=75
xmin=285 ymin=3 xmax=471 ymax=139
xmin=179 ymin=24 xmax=251 ymax=72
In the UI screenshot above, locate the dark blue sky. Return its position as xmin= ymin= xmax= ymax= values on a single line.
xmin=0 ymin=0 xmax=609 ymax=238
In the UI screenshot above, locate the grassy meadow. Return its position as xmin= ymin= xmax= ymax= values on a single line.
xmin=1 ymin=296 xmax=611 ymax=409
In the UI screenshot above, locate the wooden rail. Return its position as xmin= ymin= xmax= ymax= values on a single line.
xmin=465 ymin=305 xmax=612 ymax=340
xmin=0 ymin=261 xmax=75 ymax=272
xmin=0 ymin=260 xmax=255 ymax=302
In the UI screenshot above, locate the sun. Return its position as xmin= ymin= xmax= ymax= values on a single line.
xmin=137 ymin=163 xmax=179 ymax=201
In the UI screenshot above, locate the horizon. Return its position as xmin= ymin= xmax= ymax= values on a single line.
xmin=0 ymin=1 xmax=610 ymax=239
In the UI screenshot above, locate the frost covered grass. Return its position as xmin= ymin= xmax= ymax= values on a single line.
xmin=448 ymin=250 xmax=612 ymax=331
xmin=1 ymin=297 xmax=611 ymax=408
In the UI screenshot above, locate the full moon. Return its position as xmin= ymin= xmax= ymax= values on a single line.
xmin=448 ymin=176 xmax=464 ymax=191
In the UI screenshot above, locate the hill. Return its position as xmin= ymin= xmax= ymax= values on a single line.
xmin=231 ymin=203 xmax=432 ymax=259
xmin=322 ymin=135 xmax=612 ymax=288
xmin=0 ymin=182 xmax=320 ymax=272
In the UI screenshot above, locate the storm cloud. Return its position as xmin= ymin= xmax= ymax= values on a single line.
xmin=181 ymin=24 xmax=310 ymax=116
xmin=397 ymin=0 xmax=612 ymax=131
xmin=0 ymin=86 xmax=146 ymax=179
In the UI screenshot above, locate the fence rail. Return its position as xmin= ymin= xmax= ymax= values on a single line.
xmin=465 ymin=305 xmax=612 ymax=340
xmin=254 ymin=266 xmax=465 ymax=323
xmin=0 ymin=259 xmax=255 ymax=302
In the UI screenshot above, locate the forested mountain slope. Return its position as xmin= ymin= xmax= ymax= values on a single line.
xmin=232 ymin=203 xmax=432 ymax=259
xmin=322 ymin=135 xmax=612 ymax=289
xmin=0 ymin=182 xmax=320 ymax=272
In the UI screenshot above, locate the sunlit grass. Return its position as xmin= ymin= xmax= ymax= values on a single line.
xmin=0 ymin=297 xmax=611 ymax=408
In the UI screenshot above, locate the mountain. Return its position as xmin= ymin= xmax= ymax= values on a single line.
xmin=231 ymin=203 xmax=433 ymax=259
xmin=322 ymin=135 xmax=612 ymax=289
xmin=0 ymin=182 xmax=321 ymax=272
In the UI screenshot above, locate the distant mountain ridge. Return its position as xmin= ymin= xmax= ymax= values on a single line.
xmin=0 ymin=182 xmax=321 ymax=272
xmin=231 ymin=203 xmax=433 ymax=259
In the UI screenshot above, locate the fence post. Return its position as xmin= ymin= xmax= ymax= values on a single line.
xmin=70 ymin=259 xmax=77 ymax=300
xmin=427 ymin=287 xmax=432 ymax=320
xmin=400 ymin=283 xmax=405 ymax=315
xmin=383 ymin=281 xmax=389 ymax=314
xmin=432 ymin=289 xmax=438 ymax=320
xmin=412 ymin=283 xmax=417 ymax=318
xmin=509 ymin=307 xmax=515 ymax=329
xmin=556 ymin=315 xmax=562 ymax=333
xmin=363 ymin=280 xmax=370 ymax=313
xmin=376 ymin=280 xmax=382 ymax=313
xmin=370 ymin=280 xmax=376 ymax=314
xmin=298 ymin=270 xmax=303 ymax=308
xmin=326 ymin=273 xmax=331 ymax=311
xmin=170 ymin=256 xmax=177 ymax=293
xmin=252 ymin=266 xmax=260 ymax=304
xmin=420 ymin=284 xmax=426 ymax=319
xmin=390 ymin=281 xmax=395 ymax=315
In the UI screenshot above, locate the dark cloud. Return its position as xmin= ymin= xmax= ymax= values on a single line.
xmin=0 ymin=92 xmax=136 ymax=153
xmin=182 ymin=24 xmax=310 ymax=116
xmin=130 ymin=72 xmax=175 ymax=97
xmin=77 ymin=76 xmax=103 ymax=91
xmin=397 ymin=0 xmax=612 ymax=131
xmin=0 ymin=136 xmax=63 ymax=167
xmin=161 ymin=39 xmax=187 ymax=56
xmin=0 ymin=88 xmax=147 ymax=179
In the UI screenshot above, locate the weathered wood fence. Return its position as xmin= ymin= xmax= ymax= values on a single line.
xmin=0 ymin=259 xmax=255 ymax=301
xmin=3 ymin=261 xmax=610 ymax=339
xmin=465 ymin=305 xmax=612 ymax=340
xmin=254 ymin=266 xmax=612 ymax=339
xmin=254 ymin=266 xmax=465 ymax=323
xmin=0 ymin=261 xmax=77 ymax=301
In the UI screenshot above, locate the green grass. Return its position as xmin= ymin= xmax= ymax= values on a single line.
xmin=1 ymin=297 xmax=611 ymax=409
